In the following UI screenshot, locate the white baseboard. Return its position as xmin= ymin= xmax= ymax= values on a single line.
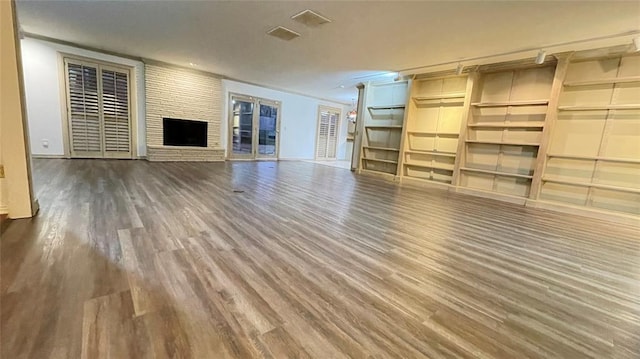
xmin=277 ymin=158 xmax=313 ymax=161
xmin=31 ymin=154 xmax=65 ymax=159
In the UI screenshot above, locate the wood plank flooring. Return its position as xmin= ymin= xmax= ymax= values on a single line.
xmin=1 ymin=159 xmax=639 ymax=358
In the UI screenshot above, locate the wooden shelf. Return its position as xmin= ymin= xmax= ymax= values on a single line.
xmin=405 ymin=162 xmax=454 ymax=171
xmin=364 ymin=146 xmax=400 ymax=152
xmin=408 ymin=131 xmax=459 ymax=136
xmin=368 ymin=105 xmax=406 ymax=110
xmin=406 ymin=150 xmax=457 ymax=158
xmin=361 ymin=168 xmax=396 ymax=176
xmin=366 ymin=125 xmax=403 ymax=129
xmin=471 ymin=100 xmax=549 ymax=107
xmin=413 ymin=93 xmax=466 ymax=100
xmin=466 ymin=140 xmax=540 ymax=146
xmin=563 ymin=76 xmax=640 ymax=87
xmin=542 ymin=177 xmax=640 ymax=194
xmin=363 ymin=158 xmax=398 ymax=164
xmin=412 ymin=94 xmax=466 ymax=106
xmin=558 ymin=104 xmax=640 ymax=111
xmin=461 ymin=167 xmax=533 ymax=179
xmin=468 ymin=122 xmax=545 ymax=128
xmin=547 ymin=153 xmax=640 ymax=165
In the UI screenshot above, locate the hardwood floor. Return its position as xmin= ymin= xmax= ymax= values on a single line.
xmin=1 ymin=159 xmax=639 ymax=359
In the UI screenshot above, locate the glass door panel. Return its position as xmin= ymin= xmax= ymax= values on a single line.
xmin=257 ymin=101 xmax=279 ymax=158
xmin=231 ymin=96 xmax=254 ymax=158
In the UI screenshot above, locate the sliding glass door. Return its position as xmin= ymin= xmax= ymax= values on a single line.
xmin=257 ymin=100 xmax=278 ymax=159
xmin=230 ymin=95 xmax=255 ymax=158
xmin=228 ymin=94 xmax=280 ymax=159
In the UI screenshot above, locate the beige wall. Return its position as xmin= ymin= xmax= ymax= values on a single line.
xmin=0 ymin=0 xmax=36 ymax=218
xmin=0 ymin=119 xmax=6 ymax=214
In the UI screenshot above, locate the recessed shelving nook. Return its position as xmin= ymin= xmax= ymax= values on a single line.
xmin=539 ymin=51 xmax=640 ymax=215
xmin=400 ymin=74 xmax=470 ymax=184
xmin=358 ymin=80 xmax=409 ymax=176
xmin=457 ymin=62 xmax=557 ymax=200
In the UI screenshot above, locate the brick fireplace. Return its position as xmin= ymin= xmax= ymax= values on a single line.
xmin=145 ymin=64 xmax=225 ymax=161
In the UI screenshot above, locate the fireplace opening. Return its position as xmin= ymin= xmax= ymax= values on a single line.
xmin=163 ymin=118 xmax=207 ymax=147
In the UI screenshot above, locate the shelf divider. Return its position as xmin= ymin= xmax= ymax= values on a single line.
xmin=466 ymin=139 xmax=540 ymax=146
xmin=546 ymin=153 xmax=640 ymax=165
xmin=471 ymin=100 xmax=549 ymax=107
xmin=468 ymin=122 xmax=545 ymax=128
xmin=542 ymin=177 xmax=640 ymax=194
xmin=367 ymin=105 xmax=406 ymax=110
xmin=365 ymin=125 xmax=403 ymax=129
xmin=563 ymin=76 xmax=640 ymax=87
xmin=461 ymin=167 xmax=533 ymax=179
xmin=362 ymin=158 xmax=398 ymax=164
xmin=406 ymin=150 xmax=457 ymax=157
xmin=364 ymin=146 xmax=400 ymax=152
xmin=558 ymin=104 xmax=640 ymax=111
xmin=408 ymin=131 xmax=459 ymax=136
xmin=405 ymin=162 xmax=454 ymax=171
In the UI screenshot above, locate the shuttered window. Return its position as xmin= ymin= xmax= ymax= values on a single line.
xmin=102 ymin=69 xmax=130 ymax=154
xmin=68 ymin=63 xmax=101 ymax=154
xmin=65 ymin=59 xmax=132 ymax=158
xmin=316 ymin=107 xmax=340 ymax=160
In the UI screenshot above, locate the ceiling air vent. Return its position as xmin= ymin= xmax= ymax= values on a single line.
xmin=291 ymin=9 xmax=331 ymax=27
xmin=267 ymin=26 xmax=300 ymax=41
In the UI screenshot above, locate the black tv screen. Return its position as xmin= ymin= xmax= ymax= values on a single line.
xmin=163 ymin=118 xmax=207 ymax=147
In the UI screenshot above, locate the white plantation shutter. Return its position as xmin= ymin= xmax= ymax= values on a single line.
xmin=327 ymin=111 xmax=339 ymax=158
xmin=65 ymin=59 xmax=132 ymax=158
xmin=316 ymin=110 xmax=330 ymax=159
xmin=316 ymin=107 xmax=340 ymax=160
xmin=102 ymin=69 xmax=131 ymax=157
xmin=67 ymin=63 xmax=102 ymax=156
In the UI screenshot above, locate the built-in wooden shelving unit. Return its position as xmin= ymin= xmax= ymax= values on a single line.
xmin=354 ymin=46 xmax=639 ymax=220
xmin=539 ymin=52 xmax=640 ymax=215
xmin=400 ymin=74 xmax=470 ymax=185
xmin=457 ymin=64 xmax=557 ymax=199
xmin=359 ymin=81 xmax=409 ymax=176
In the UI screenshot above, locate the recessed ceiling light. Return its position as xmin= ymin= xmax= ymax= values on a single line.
xmin=189 ymin=62 xmax=197 ymax=67
xmin=339 ymin=85 xmax=345 ymax=88
xmin=291 ymin=9 xmax=332 ymax=27
xmin=267 ymin=26 xmax=300 ymax=41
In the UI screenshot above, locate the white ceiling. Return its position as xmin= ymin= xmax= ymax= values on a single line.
xmin=16 ymin=0 xmax=640 ymax=103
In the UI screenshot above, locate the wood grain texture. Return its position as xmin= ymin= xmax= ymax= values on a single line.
xmin=1 ymin=159 xmax=639 ymax=358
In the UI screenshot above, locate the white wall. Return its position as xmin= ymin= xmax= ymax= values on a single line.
xmin=20 ymin=38 xmax=146 ymax=157
xmin=20 ymin=38 xmax=350 ymax=161
xmin=222 ymin=80 xmax=351 ymax=160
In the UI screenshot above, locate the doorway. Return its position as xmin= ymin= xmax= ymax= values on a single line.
xmin=315 ymin=106 xmax=341 ymax=160
xmin=228 ymin=94 xmax=280 ymax=160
